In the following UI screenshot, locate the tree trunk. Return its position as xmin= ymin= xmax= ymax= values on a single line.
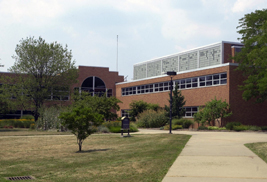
xmin=78 ymin=140 xmax=82 ymax=152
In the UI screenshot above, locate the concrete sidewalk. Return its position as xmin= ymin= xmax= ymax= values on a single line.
xmin=138 ymin=129 xmax=267 ymax=182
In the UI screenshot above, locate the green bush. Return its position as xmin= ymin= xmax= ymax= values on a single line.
xmin=21 ymin=115 xmax=34 ymax=120
xmin=207 ymin=126 xmax=227 ymax=130
xmin=137 ymin=109 xmax=168 ymax=128
xmin=233 ymin=125 xmax=249 ymax=131
xmin=163 ymin=124 xmax=183 ymax=130
xmin=172 ymin=118 xmax=183 ymax=125
xmin=102 ymin=121 xmax=121 ymax=129
xmin=172 ymin=118 xmax=194 ymax=128
xmin=129 ymin=123 xmax=138 ymax=132
xmin=172 ymin=125 xmax=183 ymax=130
xmin=0 ymin=119 xmax=34 ymax=128
xmin=97 ymin=126 xmax=110 ymax=133
xmin=248 ymin=126 xmax=261 ymax=131
xmin=198 ymin=126 xmax=208 ymax=130
xmin=225 ymin=122 xmax=242 ymax=130
xmin=109 ymin=127 xmax=121 ymax=133
xmin=261 ymin=126 xmax=267 ymax=131
xmin=208 ymin=126 xmax=219 ymax=130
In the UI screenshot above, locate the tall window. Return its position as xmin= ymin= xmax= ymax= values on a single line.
xmin=80 ymin=76 xmax=112 ymax=97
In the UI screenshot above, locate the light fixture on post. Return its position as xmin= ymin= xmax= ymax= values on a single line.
xmin=166 ymin=71 xmax=177 ymax=134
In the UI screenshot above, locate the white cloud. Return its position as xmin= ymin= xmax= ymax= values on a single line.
xmin=232 ymin=0 xmax=266 ymax=13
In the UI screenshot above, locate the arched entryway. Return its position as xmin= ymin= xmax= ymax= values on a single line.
xmin=80 ymin=76 xmax=112 ymax=97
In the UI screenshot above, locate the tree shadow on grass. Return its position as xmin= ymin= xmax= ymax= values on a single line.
xmin=0 ymin=129 xmax=22 ymax=132
xmin=75 ymin=149 xmax=110 ymax=153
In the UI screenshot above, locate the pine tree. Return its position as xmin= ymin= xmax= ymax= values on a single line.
xmin=164 ymin=83 xmax=186 ymax=119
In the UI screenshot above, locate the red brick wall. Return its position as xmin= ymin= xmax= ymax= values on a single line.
xmin=116 ymin=66 xmax=231 ymax=116
xmin=227 ymin=66 xmax=267 ymax=126
xmin=73 ymin=66 xmax=124 ymax=97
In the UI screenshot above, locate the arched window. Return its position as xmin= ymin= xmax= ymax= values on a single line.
xmin=81 ymin=76 xmax=111 ymax=97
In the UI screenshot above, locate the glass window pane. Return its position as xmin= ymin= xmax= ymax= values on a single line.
xmin=206 ymin=75 xmax=212 ymax=80
xmin=221 ymin=73 xmax=227 ymax=79
xmin=192 ymin=78 xmax=198 ymax=82
xmin=206 ymin=81 xmax=212 ymax=86
xmin=220 ymin=79 xmax=227 ymax=84
xmin=186 ymin=113 xmax=191 ymax=117
xmin=186 ymin=107 xmax=191 ymax=111
xmin=181 ymin=85 xmax=185 ymax=89
xmin=200 ymin=82 xmax=205 ymax=87
xmin=186 ymin=84 xmax=191 ymax=88
xmin=186 ymin=79 xmax=191 ymax=83
xmin=199 ymin=77 xmax=205 ymax=82
xmin=192 ymin=107 xmax=198 ymax=111
xmin=192 ymin=83 xmax=197 ymax=87
xmin=213 ymin=80 xmax=220 ymax=85
xmin=181 ymin=80 xmax=185 ymax=84
xmin=213 ymin=74 xmax=219 ymax=80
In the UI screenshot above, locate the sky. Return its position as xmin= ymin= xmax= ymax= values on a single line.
xmin=0 ymin=0 xmax=266 ymax=81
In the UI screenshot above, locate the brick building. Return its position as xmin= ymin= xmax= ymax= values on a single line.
xmin=1 ymin=41 xmax=267 ymax=126
xmin=116 ymin=41 xmax=267 ymax=127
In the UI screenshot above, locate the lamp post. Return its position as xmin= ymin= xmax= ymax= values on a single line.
xmin=167 ymin=71 xmax=177 ymax=134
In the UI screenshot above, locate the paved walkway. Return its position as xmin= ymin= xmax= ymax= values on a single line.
xmin=138 ymin=129 xmax=267 ymax=182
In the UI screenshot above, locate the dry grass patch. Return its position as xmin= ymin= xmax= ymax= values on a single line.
xmin=245 ymin=142 xmax=267 ymax=163
xmin=0 ymin=134 xmax=190 ymax=182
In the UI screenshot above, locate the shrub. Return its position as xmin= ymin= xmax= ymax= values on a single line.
xmin=198 ymin=126 xmax=208 ymax=130
xmin=225 ymin=122 xmax=242 ymax=130
xmin=102 ymin=121 xmax=138 ymax=133
xmin=261 ymin=126 xmax=267 ymax=131
xmin=137 ymin=109 xmax=168 ymax=128
xmin=208 ymin=126 xmax=219 ymax=130
xmin=163 ymin=124 xmax=182 ymax=130
xmin=248 ymin=126 xmax=261 ymax=131
xmin=102 ymin=121 xmax=121 ymax=129
xmin=129 ymin=123 xmax=138 ymax=132
xmin=233 ymin=125 xmax=249 ymax=131
xmin=172 ymin=125 xmax=183 ymax=130
xmin=21 ymin=115 xmax=34 ymax=120
xmin=207 ymin=126 xmax=227 ymax=130
xmin=173 ymin=118 xmax=194 ymax=128
xmin=97 ymin=126 xmax=110 ymax=133
xmin=109 ymin=126 xmax=121 ymax=133
xmin=30 ymin=123 xmax=35 ymax=130
xmin=172 ymin=118 xmax=183 ymax=125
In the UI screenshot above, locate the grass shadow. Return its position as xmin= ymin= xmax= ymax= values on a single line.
xmin=0 ymin=129 xmax=23 ymax=132
xmin=75 ymin=149 xmax=110 ymax=153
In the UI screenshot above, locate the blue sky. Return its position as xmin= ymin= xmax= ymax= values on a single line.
xmin=0 ymin=0 xmax=266 ymax=80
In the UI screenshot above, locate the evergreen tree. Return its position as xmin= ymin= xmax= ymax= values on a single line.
xmin=164 ymin=83 xmax=186 ymax=119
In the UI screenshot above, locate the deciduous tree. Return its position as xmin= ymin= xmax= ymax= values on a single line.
xmin=2 ymin=37 xmax=78 ymax=121
xmin=233 ymin=9 xmax=267 ymax=102
xmin=59 ymin=106 xmax=103 ymax=151
xmin=194 ymin=97 xmax=232 ymax=126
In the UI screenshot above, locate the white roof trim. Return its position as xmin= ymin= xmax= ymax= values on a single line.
xmin=116 ymin=63 xmax=239 ymax=85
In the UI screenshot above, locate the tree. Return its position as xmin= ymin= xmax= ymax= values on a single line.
xmin=193 ymin=97 xmax=232 ymax=126
xmin=2 ymin=37 xmax=78 ymax=121
xmin=233 ymin=9 xmax=267 ymax=102
xmin=128 ymin=100 xmax=160 ymax=121
xmin=164 ymin=83 xmax=186 ymax=119
xmin=73 ymin=91 xmax=122 ymax=121
xmin=59 ymin=105 xmax=103 ymax=152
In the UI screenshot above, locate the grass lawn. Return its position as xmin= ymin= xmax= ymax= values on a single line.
xmin=0 ymin=128 xmax=72 ymax=136
xmin=245 ymin=142 xmax=267 ymax=163
xmin=0 ymin=132 xmax=190 ymax=182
